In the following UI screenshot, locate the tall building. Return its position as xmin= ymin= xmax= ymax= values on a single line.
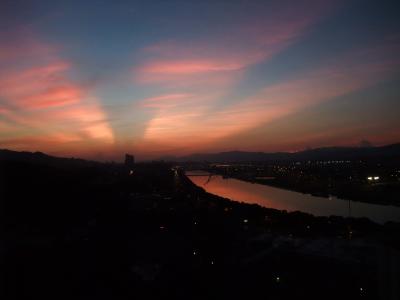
xmin=125 ymin=154 xmax=135 ymax=167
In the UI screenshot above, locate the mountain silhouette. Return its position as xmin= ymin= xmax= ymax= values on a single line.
xmin=162 ymin=143 xmax=400 ymax=162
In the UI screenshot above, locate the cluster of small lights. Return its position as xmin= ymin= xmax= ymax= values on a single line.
xmin=367 ymin=176 xmax=380 ymax=181
xmin=360 ymin=287 xmax=365 ymax=295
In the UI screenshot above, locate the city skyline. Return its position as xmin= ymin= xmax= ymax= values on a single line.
xmin=1 ymin=0 xmax=400 ymax=160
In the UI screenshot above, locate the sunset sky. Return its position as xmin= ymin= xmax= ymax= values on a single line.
xmin=1 ymin=0 xmax=400 ymax=160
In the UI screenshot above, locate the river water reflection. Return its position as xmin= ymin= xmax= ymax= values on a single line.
xmin=187 ymin=171 xmax=400 ymax=224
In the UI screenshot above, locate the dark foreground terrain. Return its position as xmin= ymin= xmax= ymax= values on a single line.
xmin=1 ymin=150 xmax=399 ymax=299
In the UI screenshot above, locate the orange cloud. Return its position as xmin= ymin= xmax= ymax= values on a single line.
xmin=0 ymin=36 xmax=114 ymax=154
xmin=131 ymin=1 xmax=341 ymax=154
xmin=138 ymin=38 xmax=400 ymax=154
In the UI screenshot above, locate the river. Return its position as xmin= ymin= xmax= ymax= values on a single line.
xmin=187 ymin=171 xmax=400 ymax=224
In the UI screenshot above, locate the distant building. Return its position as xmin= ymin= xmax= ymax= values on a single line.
xmin=125 ymin=154 xmax=135 ymax=167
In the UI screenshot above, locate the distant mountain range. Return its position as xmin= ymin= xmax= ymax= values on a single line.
xmin=161 ymin=143 xmax=400 ymax=163
xmin=1 ymin=143 xmax=400 ymax=164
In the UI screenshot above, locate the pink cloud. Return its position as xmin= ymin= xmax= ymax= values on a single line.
xmin=134 ymin=0 xmax=338 ymax=88
xmin=0 ymin=107 xmax=10 ymax=115
xmin=17 ymin=85 xmax=82 ymax=109
xmin=141 ymin=59 xmax=246 ymax=75
xmin=139 ymin=38 xmax=400 ymax=153
xmin=0 ymin=36 xmax=115 ymax=152
xmin=0 ymin=61 xmax=73 ymax=109
xmin=134 ymin=51 xmax=256 ymax=87
xmin=139 ymin=93 xmax=194 ymax=108
xmin=131 ymin=1 xmax=341 ymax=154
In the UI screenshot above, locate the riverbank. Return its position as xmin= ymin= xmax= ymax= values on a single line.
xmin=207 ymin=169 xmax=400 ymax=207
xmin=187 ymin=171 xmax=400 ymax=224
